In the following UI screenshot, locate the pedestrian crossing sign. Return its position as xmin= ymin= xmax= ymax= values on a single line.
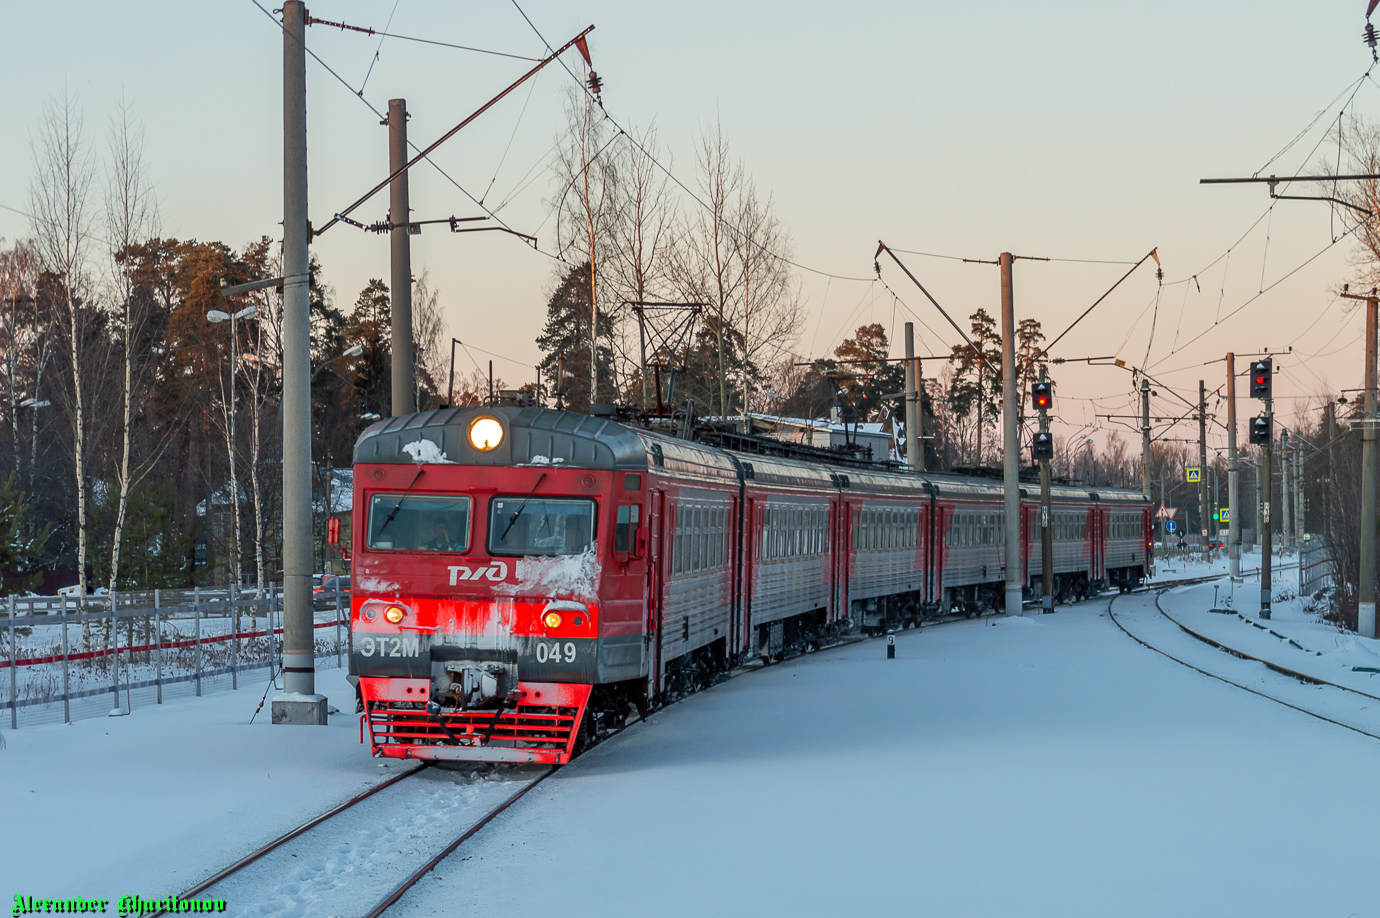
xmin=1186 ymin=467 xmax=1202 ymax=483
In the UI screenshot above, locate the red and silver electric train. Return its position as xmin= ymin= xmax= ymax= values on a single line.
xmin=348 ymin=406 xmax=1151 ymax=765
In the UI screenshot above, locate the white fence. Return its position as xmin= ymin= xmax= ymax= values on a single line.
xmin=3 ymin=583 xmax=349 ymax=730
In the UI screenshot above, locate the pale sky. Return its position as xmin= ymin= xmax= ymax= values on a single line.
xmin=2 ymin=1 xmax=1375 ymax=456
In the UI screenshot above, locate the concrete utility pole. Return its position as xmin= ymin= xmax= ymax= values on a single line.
xmin=1338 ymin=287 xmax=1378 ymax=637
xmin=1363 ymin=293 xmax=1379 ymax=637
xmin=1261 ymin=397 xmax=1273 ymax=620
xmin=273 ymin=0 xmax=325 ymax=724
xmin=905 ymin=322 xmax=919 ymax=471
xmin=1198 ymin=380 xmax=1209 ymax=558
xmin=1000 ymin=253 xmax=1021 ymax=616
xmin=1226 ymin=353 xmax=1240 ymax=577
xmin=1041 ymin=368 xmax=1054 ymax=611
xmin=1295 ymin=437 xmax=1305 ymax=543
xmin=1141 ymin=377 xmax=1152 ymax=576
xmin=388 ymin=99 xmax=415 ymax=417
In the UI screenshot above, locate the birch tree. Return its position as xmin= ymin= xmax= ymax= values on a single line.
xmin=672 ymin=125 xmax=744 ymax=419
xmin=103 ymin=99 xmax=159 ymax=601
xmin=553 ymin=88 xmax=618 ymax=405
xmin=28 ymin=89 xmax=96 ymax=641
xmin=732 ymin=181 xmax=800 ymax=430
xmin=605 ymin=124 xmax=676 ymax=407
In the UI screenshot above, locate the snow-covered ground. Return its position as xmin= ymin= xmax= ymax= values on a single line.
xmin=7 ymin=574 xmax=1380 ymax=917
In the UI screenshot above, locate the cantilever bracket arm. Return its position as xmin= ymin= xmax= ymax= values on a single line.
xmin=874 ymin=241 xmax=997 ymax=376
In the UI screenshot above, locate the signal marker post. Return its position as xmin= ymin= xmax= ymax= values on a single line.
xmin=1033 ymin=375 xmax=1055 ymax=613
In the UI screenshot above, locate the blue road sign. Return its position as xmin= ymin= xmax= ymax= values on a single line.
xmin=1166 ymin=520 xmax=1177 ymax=533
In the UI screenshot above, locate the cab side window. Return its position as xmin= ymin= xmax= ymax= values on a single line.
xmin=615 ymin=504 xmax=641 ymax=553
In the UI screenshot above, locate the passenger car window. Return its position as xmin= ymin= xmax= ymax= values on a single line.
xmin=367 ymin=494 xmax=471 ymax=552
xmin=489 ymin=497 xmax=596 ymax=556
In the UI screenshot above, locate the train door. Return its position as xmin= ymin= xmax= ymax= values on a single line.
xmin=648 ymin=492 xmax=668 ymax=699
xmin=741 ymin=497 xmax=757 ymax=650
xmin=931 ymin=505 xmax=944 ymax=610
xmin=1090 ymin=507 xmax=1104 ymax=585
xmin=839 ymin=500 xmax=857 ymax=621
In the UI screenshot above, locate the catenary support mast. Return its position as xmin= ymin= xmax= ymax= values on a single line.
xmin=389 ymin=99 xmax=415 ymax=416
xmin=1000 ymin=253 xmax=1021 ymax=616
xmin=1226 ymin=353 xmax=1240 ymax=577
xmin=274 ymin=0 xmax=325 ymax=723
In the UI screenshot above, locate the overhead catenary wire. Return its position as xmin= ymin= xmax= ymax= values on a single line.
xmin=305 ymin=12 xmax=541 ymax=62
xmin=355 ymin=0 xmax=400 ymax=96
xmin=505 ymin=0 xmax=875 ymax=286
xmin=245 ymin=0 xmax=555 ymax=262
xmin=1148 ymin=225 xmax=1355 ymax=370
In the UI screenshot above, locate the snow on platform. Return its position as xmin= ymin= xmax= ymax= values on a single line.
xmin=1 ymin=668 xmax=380 ymax=895
xmin=396 ymin=598 xmax=1380 ymax=918
xmin=6 ymin=591 xmax=1380 ymax=917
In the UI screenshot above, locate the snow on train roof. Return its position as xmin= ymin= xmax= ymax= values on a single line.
xmin=354 ymin=408 xmax=1149 ymax=503
xmin=353 ymin=407 xmax=738 ymax=484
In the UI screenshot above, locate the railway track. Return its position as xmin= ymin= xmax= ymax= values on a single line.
xmin=1107 ymin=584 xmax=1380 ymax=744
xmin=164 ymin=565 xmax=1299 ymax=915
xmin=159 ymin=764 xmax=553 ymax=917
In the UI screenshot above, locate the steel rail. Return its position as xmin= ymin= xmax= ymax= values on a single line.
xmin=362 ymin=767 xmax=557 ymax=917
xmin=1107 ymin=590 xmax=1380 ymax=743
xmin=153 ymin=761 xmax=430 ymax=915
xmin=1153 ymin=593 xmax=1380 ymax=704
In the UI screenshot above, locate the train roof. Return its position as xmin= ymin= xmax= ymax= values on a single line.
xmin=355 ymin=408 xmax=1150 ymax=504
xmin=354 ymin=406 xmax=740 ymax=486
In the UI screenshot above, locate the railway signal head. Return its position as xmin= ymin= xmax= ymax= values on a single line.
xmin=1249 ymin=359 xmax=1272 ymax=400
xmin=1032 ymin=431 xmax=1054 ymax=461
xmin=1031 ymin=381 xmax=1053 ymax=412
xmin=1249 ymin=415 xmax=1271 ymax=445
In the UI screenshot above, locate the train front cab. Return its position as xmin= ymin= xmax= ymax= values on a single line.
xmin=349 ymin=408 xmax=654 ymax=765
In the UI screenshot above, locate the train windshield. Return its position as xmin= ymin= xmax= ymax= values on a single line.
xmin=366 ymin=494 xmax=472 ymax=552
xmin=488 ymin=497 xmax=596 ymax=557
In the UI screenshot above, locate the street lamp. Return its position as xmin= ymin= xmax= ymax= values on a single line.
xmin=1063 ymin=427 xmax=1099 ymax=478
xmin=206 ymin=303 xmax=258 ymax=587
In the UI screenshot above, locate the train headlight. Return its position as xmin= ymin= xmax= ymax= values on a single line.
xmin=468 ymin=416 xmax=503 ymax=451
xmin=384 ymin=604 xmax=407 ymax=624
xmin=542 ymin=610 xmax=563 ymax=630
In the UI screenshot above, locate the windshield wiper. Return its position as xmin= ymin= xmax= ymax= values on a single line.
xmin=375 ymin=467 xmax=426 ymax=537
xmin=500 ymin=472 xmax=547 ymax=541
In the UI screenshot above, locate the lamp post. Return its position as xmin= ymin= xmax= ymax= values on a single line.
xmin=206 ymin=304 xmax=257 ymax=587
xmin=1064 ymin=428 xmax=1098 ymax=479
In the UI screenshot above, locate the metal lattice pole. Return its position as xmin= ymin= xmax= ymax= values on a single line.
xmin=8 ymin=594 xmax=17 ymax=730
xmin=60 ymin=594 xmax=69 ymax=723
xmin=154 ymin=589 xmax=162 ymax=705
xmin=334 ymin=576 xmax=343 ymax=668
xmin=194 ymin=585 xmax=203 ymax=697
xmin=230 ymin=580 xmax=238 ymax=690
xmin=110 ymin=591 xmax=121 ymax=714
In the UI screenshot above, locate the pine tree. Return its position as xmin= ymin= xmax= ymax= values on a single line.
xmin=834 ymin=323 xmax=903 ymax=422
xmin=536 ymin=263 xmax=615 ymax=412
xmin=0 ymin=472 xmax=51 ymax=595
